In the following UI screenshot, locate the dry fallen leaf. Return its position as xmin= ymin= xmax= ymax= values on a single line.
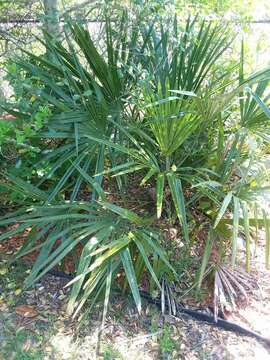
xmin=15 ymin=305 xmax=38 ymax=318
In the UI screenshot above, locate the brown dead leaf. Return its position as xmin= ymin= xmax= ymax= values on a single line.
xmin=15 ymin=305 xmax=38 ymax=318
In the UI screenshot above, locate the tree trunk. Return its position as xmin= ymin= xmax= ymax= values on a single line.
xmin=43 ymin=0 xmax=60 ymax=39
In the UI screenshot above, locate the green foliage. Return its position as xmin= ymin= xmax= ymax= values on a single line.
xmin=102 ymin=344 xmax=124 ymax=360
xmin=0 ymin=60 xmax=53 ymax=204
xmin=0 ymin=120 xmax=12 ymax=145
xmin=1 ymin=328 xmax=45 ymax=360
xmin=159 ymin=324 xmax=176 ymax=356
xmin=2 ymin=60 xmax=52 ymax=144
xmin=175 ymin=0 xmax=255 ymax=19
xmin=1 ymin=9 xmax=270 ymax=319
xmin=149 ymin=313 xmax=176 ymax=356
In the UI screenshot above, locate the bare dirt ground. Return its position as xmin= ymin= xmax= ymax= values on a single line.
xmin=0 ymin=253 xmax=269 ymax=360
xmin=0 ymin=231 xmax=270 ymax=360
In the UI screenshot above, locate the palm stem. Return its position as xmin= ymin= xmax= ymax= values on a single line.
xmin=166 ymin=156 xmax=170 ymax=171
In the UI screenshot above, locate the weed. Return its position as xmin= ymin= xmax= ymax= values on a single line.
xmin=158 ymin=324 xmax=176 ymax=358
xmin=102 ymin=344 xmax=124 ymax=360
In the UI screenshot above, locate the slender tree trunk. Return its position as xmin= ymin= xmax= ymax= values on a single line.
xmin=43 ymin=0 xmax=60 ymax=59
xmin=43 ymin=0 xmax=60 ymax=40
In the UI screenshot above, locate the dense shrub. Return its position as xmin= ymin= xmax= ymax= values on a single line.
xmin=1 ymin=12 xmax=270 ymax=318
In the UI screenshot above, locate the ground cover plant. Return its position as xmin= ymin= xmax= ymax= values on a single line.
xmin=1 ymin=9 xmax=270 ymax=322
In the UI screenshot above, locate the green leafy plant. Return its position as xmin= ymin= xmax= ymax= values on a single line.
xmin=159 ymin=324 xmax=176 ymax=357
xmin=1 ymin=11 xmax=270 ymax=319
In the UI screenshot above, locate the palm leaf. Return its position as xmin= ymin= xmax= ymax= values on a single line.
xmin=120 ymin=247 xmax=141 ymax=313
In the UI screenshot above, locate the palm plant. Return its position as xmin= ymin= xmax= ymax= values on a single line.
xmin=1 ymin=12 xmax=270 ymax=318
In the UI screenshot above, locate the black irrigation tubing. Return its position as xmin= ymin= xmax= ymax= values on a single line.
xmin=140 ymin=290 xmax=270 ymax=349
xmin=44 ymin=268 xmax=270 ymax=349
